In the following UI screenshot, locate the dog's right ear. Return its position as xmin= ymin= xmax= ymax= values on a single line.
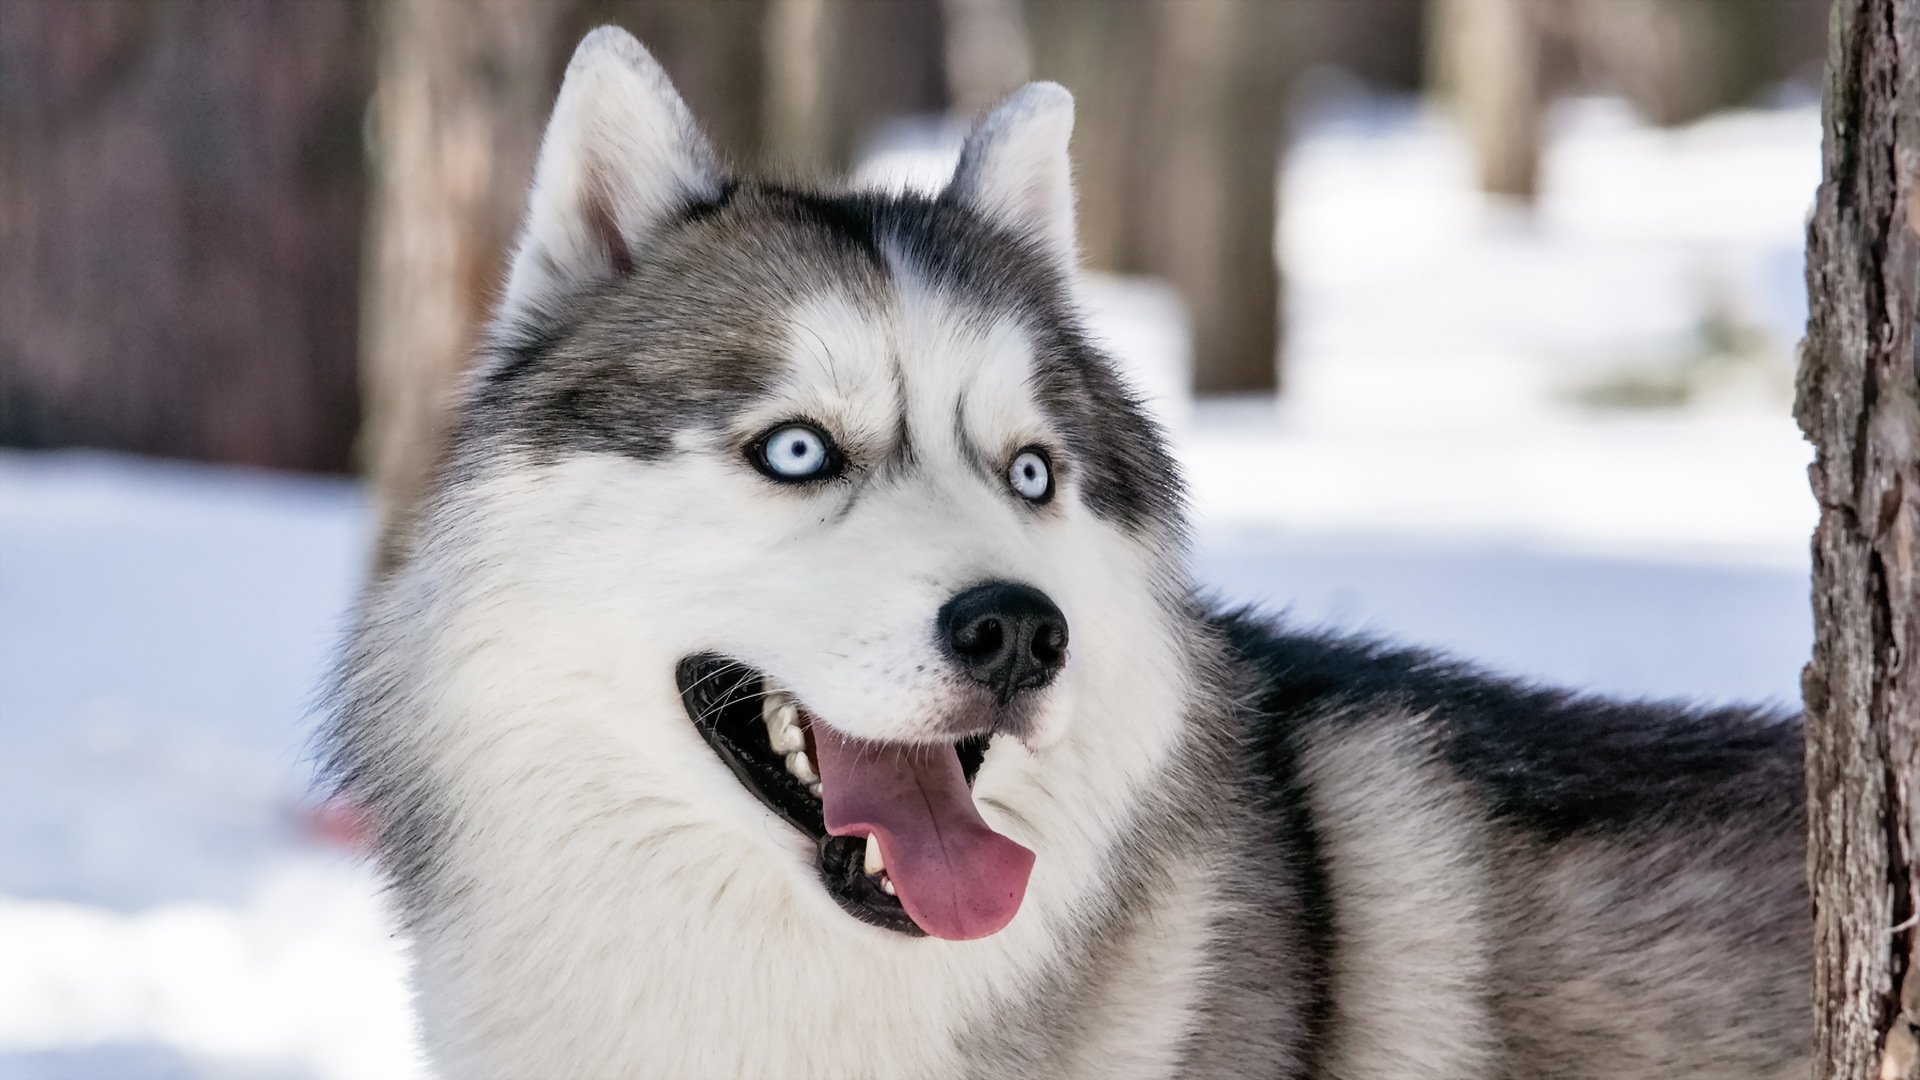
xmin=499 ymin=27 xmax=720 ymax=322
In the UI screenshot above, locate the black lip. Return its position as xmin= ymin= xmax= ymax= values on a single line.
xmin=674 ymin=653 xmax=988 ymax=938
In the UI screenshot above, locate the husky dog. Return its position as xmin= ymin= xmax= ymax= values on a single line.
xmin=327 ymin=27 xmax=1809 ymax=1079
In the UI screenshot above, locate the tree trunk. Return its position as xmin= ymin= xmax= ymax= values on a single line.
xmin=1028 ymin=0 xmax=1292 ymax=395
xmin=762 ymin=0 xmax=836 ymax=176
xmin=1430 ymin=0 xmax=1543 ymax=201
xmin=939 ymin=0 xmax=1032 ymax=117
xmin=1561 ymin=0 xmax=1824 ymax=128
xmin=607 ymin=1 xmax=773 ymax=168
xmin=1796 ymin=0 xmax=1920 ymax=1077
xmin=1136 ymin=0 xmax=1291 ymax=395
xmin=358 ymin=0 xmax=565 ymax=571
xmin=0 ymin=0 xmax=367 ymax=471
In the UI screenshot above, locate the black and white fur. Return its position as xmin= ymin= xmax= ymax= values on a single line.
xmin=327 ymin=27 xmax=1809 ymax=1078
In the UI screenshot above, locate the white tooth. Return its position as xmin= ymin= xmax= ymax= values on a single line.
xmin=880 ymin=876 xmax=896 ymax=896
xmin=759 ymin=692 xmax=786 ymax=724
xmin=772 ymin=714 xmax=806 ymax=753
xmin=762 ymin=694 xmax=806 ymax=753
xmin=863 ymin=833 xmax=885 ymax=875
xmin=808 ymin=782 xmax=823 ymax=798
xmin=785 ymin=750 xmax=818 ymax=785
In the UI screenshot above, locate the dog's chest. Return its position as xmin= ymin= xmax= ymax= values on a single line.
xmin=410 ymin=868 xmax=1018 ymax=1078
xmin=414 ymin=876 xmax=1213 ymax=1080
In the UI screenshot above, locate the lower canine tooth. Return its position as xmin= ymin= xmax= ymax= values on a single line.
xmin=863 ymin=833 xmax=885 ymax=875
xmin=785 ymin=751 xmax=818 ymax=784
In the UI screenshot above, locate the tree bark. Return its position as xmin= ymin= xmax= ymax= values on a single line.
xmin=1796 ymin=0 xmax=1920 ymax=1077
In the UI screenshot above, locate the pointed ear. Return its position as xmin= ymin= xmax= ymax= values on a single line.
xmin=500 ymin=27 xmax=720 ymax=321
xmin=947 ymin=82 xmax=1077 ymax=271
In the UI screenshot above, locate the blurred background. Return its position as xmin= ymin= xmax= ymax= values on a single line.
xmin=0 ymin=1 xmax=1826 ymax=1076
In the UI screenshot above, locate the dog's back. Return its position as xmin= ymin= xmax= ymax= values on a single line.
xmin=1215 ymin=614 xmax=1809 ymax=1079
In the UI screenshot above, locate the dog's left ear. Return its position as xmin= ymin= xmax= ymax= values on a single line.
xmin=499 ymin=26 xmax=721 ymax=323
xmin=947 ymin=83 xmax=1077 ymax=272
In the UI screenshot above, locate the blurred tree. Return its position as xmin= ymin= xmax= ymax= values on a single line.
xmin=1559 ymin=0 xmax=1826 ymax=128
xmin=1029 ymin=0 xmax=1299 ymax=394
xmin=599 ymin=1 xmax=774 ymax=167
xmin=1426 ymin=0 xmax=1825 ymax=202
xmin=1430 ymin=0 xmax=1543 ymax=201
xmin=941 ymin=0 xmax=1032 ymax=116
xmin=1796 ymin=0 xmax=1920 ymax=1077
xmin=1138 ymin=0 xmax=1295 ymax=395
xmin=359 ymin=0 xmax=564 ymax=570
xmin=804 ymin=0 xmax=948 ymax=172
xmin=757 ymin=0 xmax=949 ymax=178
xmin=763 ymin=0 xmax=838 ymax=175
xmin=0 ymin=0 xmax=367 ymax=470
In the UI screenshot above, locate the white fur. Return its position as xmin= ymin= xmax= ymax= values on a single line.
xmin=498 ymin=27 xmax=720 ymax=327
xmin=1053 ymin=853 xmax=1223 ymax=1080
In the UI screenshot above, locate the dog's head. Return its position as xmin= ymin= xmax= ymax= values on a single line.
xmin=431 ymin=28 xmax=1191 ymax=942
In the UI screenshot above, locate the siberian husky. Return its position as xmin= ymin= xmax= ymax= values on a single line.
xmin=327 ymin=26 xmax=1810 ymax=1079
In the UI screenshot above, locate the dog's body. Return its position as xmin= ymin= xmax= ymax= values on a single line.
xmin=327 ymin=28 xmax=1809 ymax=1078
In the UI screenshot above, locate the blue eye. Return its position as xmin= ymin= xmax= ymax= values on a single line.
xmin=1008 ymin=447 xmax=1052 ymax=502
xmin=755 ymin=423 xmax=840 ymax=482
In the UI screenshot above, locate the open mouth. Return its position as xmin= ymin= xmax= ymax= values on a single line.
xmin=675 ymin=654 xmax=1034 ymax=940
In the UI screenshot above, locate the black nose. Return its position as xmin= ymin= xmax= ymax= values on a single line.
xmin=939 ymin=582 xmax=1069 ymax=702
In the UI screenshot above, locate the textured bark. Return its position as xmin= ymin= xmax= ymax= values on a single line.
xmin=1796 ymin=0 xmax=1920 ymax=1077
xmin=0 ymin=0 xmax=367 ymax=470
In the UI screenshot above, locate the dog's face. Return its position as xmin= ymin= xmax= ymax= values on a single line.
xmin=439 ymin=30 xmax=1188 ymax=942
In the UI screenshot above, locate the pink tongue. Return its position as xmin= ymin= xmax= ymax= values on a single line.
xmin=811 ymin=723 xmax=1034 ymax=940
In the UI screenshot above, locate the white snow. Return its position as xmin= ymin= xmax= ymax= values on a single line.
xmin=0 ymin=94 xmax=1820 ymax=1077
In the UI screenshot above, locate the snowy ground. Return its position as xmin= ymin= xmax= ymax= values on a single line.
xmin=0 ymin=96 xmax=1818 ymax=1078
